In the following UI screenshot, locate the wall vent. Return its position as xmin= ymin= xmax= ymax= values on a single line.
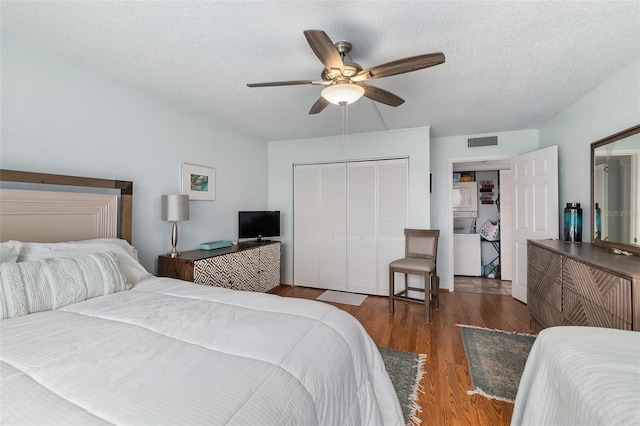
xmin=467 ymin=136 xmax=498 ymax=148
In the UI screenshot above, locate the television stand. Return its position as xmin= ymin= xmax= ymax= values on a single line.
xmin=158 ymin=241 xmax=281 ymax=292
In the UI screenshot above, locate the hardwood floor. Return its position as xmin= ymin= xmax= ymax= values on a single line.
xmin=272 ymin=285 xmax=532 ymax=426
xmin=454 ymin=275 xmax=512 ymax=295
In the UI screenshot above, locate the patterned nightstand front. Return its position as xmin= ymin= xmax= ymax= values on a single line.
xmin=158 ymin=241 xmax=281 ymax=293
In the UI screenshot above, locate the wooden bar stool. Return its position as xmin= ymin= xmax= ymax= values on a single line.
xmin=389 ymin=229 xmax=440 ymax=322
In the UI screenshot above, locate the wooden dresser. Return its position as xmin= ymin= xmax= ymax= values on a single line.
xmin=528 ymin=239 xmax=640 ymax=331
xmin=158 ymin=241 xmax=281 ymax=293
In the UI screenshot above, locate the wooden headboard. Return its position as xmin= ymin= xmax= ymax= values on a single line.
xmin=0 ymin=170 xmax=133 ymax=244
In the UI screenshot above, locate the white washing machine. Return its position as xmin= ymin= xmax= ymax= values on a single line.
xmin=454 ymin=233 xmax=482 ymax=276
xmin=452 ymin=182 xmax=481 ymax=276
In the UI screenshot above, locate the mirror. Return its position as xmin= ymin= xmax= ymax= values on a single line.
xmin=591 ymin=124 xmax=640 ymax=255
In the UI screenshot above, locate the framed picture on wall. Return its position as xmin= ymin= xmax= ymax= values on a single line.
xmin=182 ymin=163 xmax=215 ymax=201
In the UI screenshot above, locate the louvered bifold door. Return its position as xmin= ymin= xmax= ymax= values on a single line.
xmin=295 ymin=159 xmax=408 ymax=295
xmin=294 ymin=165 xmax=320 ymax=288
xmin=319 ymin=163 xmax=347 ymax=290
xmin=377 ymin=158 xmax=409 ymax=296
xmin=347 ymin=161 xmax=378 ymax=294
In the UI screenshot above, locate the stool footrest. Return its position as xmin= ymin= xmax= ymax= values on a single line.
xmin=391 ymin=293 xmax=425 ymax=305
xmin=389 ymin=271 xmax=439 ymax=323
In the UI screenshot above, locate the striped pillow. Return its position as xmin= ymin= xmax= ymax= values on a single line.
xmin=0 ymin=252 xmax=129 ymax=319
xmin=18 ymin=238 xmax=151 ymax=285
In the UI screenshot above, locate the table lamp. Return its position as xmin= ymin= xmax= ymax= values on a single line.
xmin=161 ymin=194 xmax=189 ymax=257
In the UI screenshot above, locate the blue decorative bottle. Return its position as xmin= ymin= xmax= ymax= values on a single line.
xmin=564 ymin=202 xmax=583 ymax=242
xmin=594 ymin=203 xmax=602 ymax=240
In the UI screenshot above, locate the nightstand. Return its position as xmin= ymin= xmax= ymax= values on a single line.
xmin=158 ymin=241 xmax=281 ymax=292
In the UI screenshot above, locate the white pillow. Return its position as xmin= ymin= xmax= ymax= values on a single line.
xmin=18 ymin=238 xmax=151 ymax=285
xmin=0 ymin=252 xmax=129 ymax=319
xmin=0 ymin=241 xmax=23 ymax=263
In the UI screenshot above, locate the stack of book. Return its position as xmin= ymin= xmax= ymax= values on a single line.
xmin=199 ymin=240 xmax=233 ymax=250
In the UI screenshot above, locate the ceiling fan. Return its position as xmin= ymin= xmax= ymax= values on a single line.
xmin=247 ymin=30 xmax=445 ymax=114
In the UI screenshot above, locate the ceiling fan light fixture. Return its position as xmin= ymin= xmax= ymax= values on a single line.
xmin=321 ymin=83 xmax=365 ymax=105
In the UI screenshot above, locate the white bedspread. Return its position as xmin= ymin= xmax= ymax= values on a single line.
xmin=511 ymin=326 xmax=640 ymax=426
xmin=1 ymin=277 xmax=403 ymax=426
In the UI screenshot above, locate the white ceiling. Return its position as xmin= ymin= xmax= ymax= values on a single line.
xmin=2 ymin=1 xmax=639 ymax=142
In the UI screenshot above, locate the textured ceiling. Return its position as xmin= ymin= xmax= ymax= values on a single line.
xmin=2 ymin=1 xmax=639 ymax=141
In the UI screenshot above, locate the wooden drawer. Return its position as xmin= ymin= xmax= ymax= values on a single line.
xmin=527 ymin=244 xmax=562 ymax=311
xmin=528 ymin=289 xmax=563 ymax=327
xmin=159 ymin=241 xmax=281 ymax=293
xmin=528 ymin=243 xmax=562 ymax=278
xmin=527 ymin=239 xmax=640 ymax=331
xmin=259 ymin=244 xmax=281 ymax=292
xmin=195 ymin=250 xmax=258 ymax=289
xmin=563 ymin=289 xmax=632 ymax=330
xmin=528 ymin=268 xmax=562 ymax=311
xmin=562 ymin=258 xmax=632 ymax=323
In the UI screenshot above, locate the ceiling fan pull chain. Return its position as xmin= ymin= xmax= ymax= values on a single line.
xmin=341 ymin=102 xmax=349 ymax=149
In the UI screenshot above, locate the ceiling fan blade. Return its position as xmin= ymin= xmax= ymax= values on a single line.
xmin=247 ymin=80 xmax=327 ymax=88
xmin=361 ymin=84 xmax=405 ymax=107
xmin=303 ymin=30 xmax=344 ymax=74
xmin=309 ymin=97 xmax=330 ymax=114
xmin=352 ymin=52 xmax=445 ymax=82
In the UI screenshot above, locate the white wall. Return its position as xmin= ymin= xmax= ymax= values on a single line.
xmin=268 ymin=127 xmax=430 ymax=285
xmin=0 ymin=37 xmax=269 ymax=273
xmin=430 ymin=129 xmax=539 ymax=290
xmin=539 ymin=58 xmax=640 ymax=241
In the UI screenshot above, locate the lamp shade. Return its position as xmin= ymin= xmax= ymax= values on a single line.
xmin=161 ymin=194 xmax=189 ymax=221
xmin=321 ymin=83 xmax=365 ymax=105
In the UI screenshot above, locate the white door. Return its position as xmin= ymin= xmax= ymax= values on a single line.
xmin=319 ymin=163 xmax=347 ymax=290
xmin=347 ymin=161 xmax=378 ymax=294
xmin=511 ymin=146 xmax=559 ymax=303
xmin=377 ymin=158 xmax=409 ymax=296
xmin=499 ymin=169 xmax=513 ymax=281
xmin=293 ymin=165 xmax=320 ymax=288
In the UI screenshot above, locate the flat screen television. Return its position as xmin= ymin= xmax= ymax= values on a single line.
xmin=238 ymin=211 xmax=280 ymax=242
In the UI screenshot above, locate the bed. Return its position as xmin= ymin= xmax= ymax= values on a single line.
xmin=0 ymin=170 xmax=404 ymax=426
xmin=511 ymin=326 xmax=640 ymax=425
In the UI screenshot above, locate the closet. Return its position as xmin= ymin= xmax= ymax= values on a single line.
xmin=294 ymin=158 xmax=408 ymax=296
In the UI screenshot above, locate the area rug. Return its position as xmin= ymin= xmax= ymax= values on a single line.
xmin=378 ymin=346 xmax=426 ymax=426
xmin=458 ymin=324 xmax=536 ymax=402
xmin=316 ymin=290 xmax=367 ymax=306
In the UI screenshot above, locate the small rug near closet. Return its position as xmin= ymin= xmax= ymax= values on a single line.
xmin=378 ymin=346 xmax=426 ymax=426
xmin=458 ymin=324 xmax=536 ymax=402
xmin=316 ymin=290 xmax=367 ymax=306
